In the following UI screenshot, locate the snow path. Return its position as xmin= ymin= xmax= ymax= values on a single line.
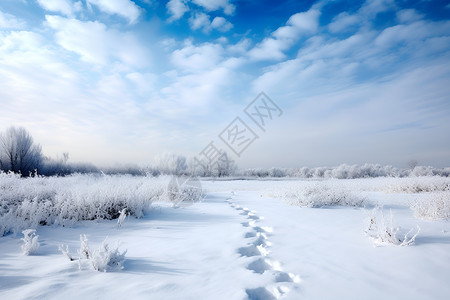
xmin=226 ymin=192 xmax=300 ymax=300
xmin=226 ymin=192 xmax=301 ymax=300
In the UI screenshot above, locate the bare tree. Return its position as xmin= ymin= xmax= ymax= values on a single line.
xmin=0 ymin=126 xmax=42 ymax=176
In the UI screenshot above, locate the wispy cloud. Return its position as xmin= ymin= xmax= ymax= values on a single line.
xmin=36 ymin=0 xmax=82 ymax=18
xmin=0 ymin=9 xmax=26 ymax=29
xmin=248 ymin=8 xmax=320 ymax=61
xmin=45 ymin=15 xmax=150 ymax=68
xmin=166 ymin=0 xmax=189 ymax=22
xmin=86 ymin=0 xmax=140 ymax=24
xmin=191 ymin=0 xmax=235 ymax=15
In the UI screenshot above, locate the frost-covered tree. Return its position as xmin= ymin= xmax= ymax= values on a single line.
xmin=215 ymin=152 xmax=236 ymax=177
xmin=188 ymin=151 xmax=237 ymax=177
xmin=153 ymin=153 xmax=187 ymax=175
xmin=408 ymin=160 xmax=419 ymax=170
xmin=0 ymin=126 xmax=42 ymax=176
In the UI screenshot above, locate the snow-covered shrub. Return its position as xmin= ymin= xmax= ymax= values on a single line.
xmin=410 ymin=166 xmax=435 ymax=177
xmin=387 ymin=177 xmax=450 ymax=193
xmin=238 ymin=163 xmax=412 ymax=178
xmin=238 ymin=164 xmax=450 ymax=179
xmin=0 ymin=173 xmax=169 ymax=235
xmin=62 ymin=235 xmax=126 ymax=272
xmin=58 ymin=244 xmax=74 ymax=261
xmin=411 ymin=192 xmax=450 ymax=220
xmin=282 ymin=181 xmax=367 ymax=208
xmin=365 ymin=207 xmax=420 ymax=246
xmin=166 ymin=176 xmax=203 ymax=206
xmin=89 ymin=238 xmax=127 ymax=272
xmin=21 ymin=229 xmax=40 ymax=255
xmin=117 ymin=208 xmax=127 ymax=228
xmin=79 ymin=234 xmax=91 ymax=259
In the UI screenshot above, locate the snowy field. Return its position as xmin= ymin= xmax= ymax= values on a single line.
xmin=1 ymin=175 xmax=449 ymax=300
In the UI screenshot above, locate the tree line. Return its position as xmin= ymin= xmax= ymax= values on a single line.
xmin=0 ymin=126 xmax=236 ymax=177
xmin=1 ymin=126 xmax=448 ymax=178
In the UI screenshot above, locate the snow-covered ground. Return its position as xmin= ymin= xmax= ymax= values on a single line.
xmin=1 ymin=178 xmax=449 ymax=299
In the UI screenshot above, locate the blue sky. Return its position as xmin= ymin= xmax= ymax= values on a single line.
xmin=0 ymin=0 xmax=449 ymax=168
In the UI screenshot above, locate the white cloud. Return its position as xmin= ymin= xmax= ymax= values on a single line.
xmin=249 ymin=9 xmax=320 ymax=61
xmin=188 ymin=12 xmax=232 ymax=33
xmin=211 ymin=16 xmax=233 ymax=32
xmin=252 ymin=17 xmax=450 ymax=99
xmin=227 ymin=38 xmax=251 ymax=55
xmin=192 ymin=0 xmax=235 ymax=15
xmin=328 ymin=12 xmax=361 ymax=33
xmin=286 ymin=9 xmax=320 ymax=34
xmin=171 ymin=40 xmax=224 ymax=72
xmin=250 ymin=60 xmax=450 ymax=167
xmin=0 ymin=10 xmax=26 ymax=29
xmin=374 ymin=20 xmax=450 ymax=48
xmin=160 ymin=38 xmax=177 ymax=51
xmin=143 ymin=39 xmax=248 ymax=123
xmin=328 ymin=0 xmax=397 ymax=34
xmin=126 ymin=72 xmax=157 ymax=96
xmin=45 ymin=15 xmax=149 ymax=68
xmin=248 ymin=37 xmax=289 ymax=61
xmin=36 ymin=0 xmax=82 ymax=17
xmin=188 ymin=11 xmax=210 ymax=31
xmin=86 ymin=0 xmax=140 ymax=24
xmin=396 ymin=9 xmax=424 ymax=24
xmin=360 ymin=0 xmax=395 ymax=18
xmin=166 ymin=0 xmax=189 ymax=22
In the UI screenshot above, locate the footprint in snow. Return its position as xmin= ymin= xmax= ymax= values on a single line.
xmin=247 ymin=213 xmax=261 ymax=220
xmin=240 ymin=210 xmax=253 ymax=216
xmin=245 ymin=287 xmax=277 ymax=300
xmin=247 ymin=258 xmax=282 ymax=274
xmin=245 ymin=231 xmax=257 ymax=238
xmin=253 ymin=226 xmax=273 ymax=234
xmin=252 ymin=233 xmax=272 ymax=247
xmin=272 ymin=271 xmax=300 ymax=283
xmin=241 ymin=220 xmax=257 ymax=227
xmin=246 ymin=285 xmax=290 ymax=300
xmin=231 ymin=198 xmax=300 ymax=299
xmin=238 ymin=244 xmax=269 ymax=257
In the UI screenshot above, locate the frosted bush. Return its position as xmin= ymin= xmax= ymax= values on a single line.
xmin=386 ymin=177 xmax=450 ymax=193
xmin=0 ymin=173 xmax=170 ymax=236
xmin=21 ymin=229 xmax=40 ymax=255
xmin=58 ymin=244 xmax=74 ymax=261
xmin=79 ymin=234 xmax=91 ymax=259
xmin=411 ymin=192 xmax=450 ymax=220
xmin=89 ymin=238 xmax=127 ymax=272
xmin=365 ymin=207 xmax=420 ymax=246
xmin=166 ymin=176 xmax=203 ymax=207
xmin=281 ymin=181 xmax=367 ymax=208
xmin=61 ymin=235 xmax=126 ymax=272
xmin=117 ymin=208 xmax=127 ymax=228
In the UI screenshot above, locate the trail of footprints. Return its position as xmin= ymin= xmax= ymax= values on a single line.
xmin=226 ymin=192 xmax=300 ymax=300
